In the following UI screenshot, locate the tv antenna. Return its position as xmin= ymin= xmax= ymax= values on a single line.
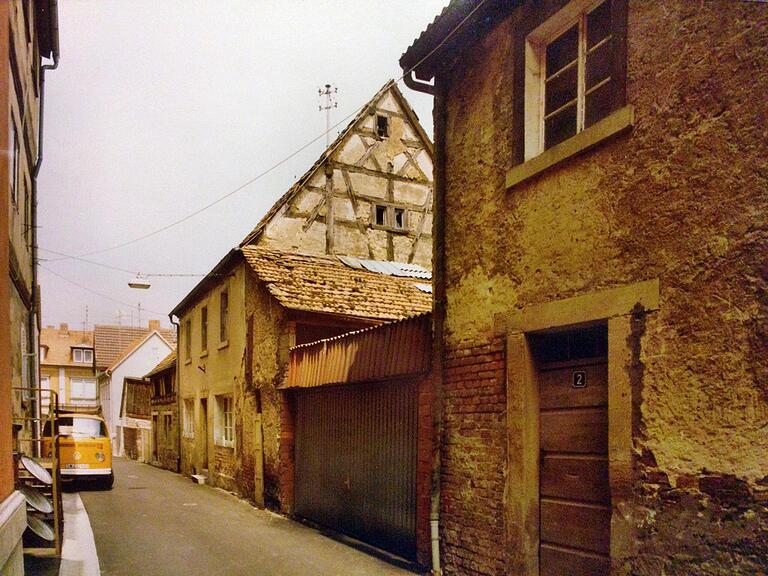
xmin=318 ymin=83 xmax=338 ymax=147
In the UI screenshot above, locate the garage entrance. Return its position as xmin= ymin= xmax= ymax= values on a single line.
xmin=294 ymin=379 xmax=417 ymax=560
xmin=532 ymin=325 xmax=610 ymax=576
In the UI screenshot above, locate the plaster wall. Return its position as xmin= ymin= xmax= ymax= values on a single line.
xmin=178 ymin=263 xmax=248 ymax=495
xmin=258 ymin=86 xmax=434 ymax=268
xmin=436 ymin=1 xmax=768 ymax=574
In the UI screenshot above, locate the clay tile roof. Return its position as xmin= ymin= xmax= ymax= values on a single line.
xmin=94 ymin=324 xmax=176 ymax=370
xmin=242 ymin=246 xmax=432 ymax=321
xmin=40 ymin=326 xmax=94 ymax=368
xmin=145 ymin=350 xmax=177 ymax=379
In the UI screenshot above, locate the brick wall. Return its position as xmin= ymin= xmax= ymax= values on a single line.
xmin=440 ymin=336 xmax=506 ymax=576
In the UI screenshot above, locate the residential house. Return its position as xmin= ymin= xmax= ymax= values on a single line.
xmin=94 ymin=321 xmax=175 ymax=456
xmin=171 ymin=80 xmax=435 ymax=510
xmin=172 ymin=247 xmax=431 ymax=509
xmin=39 ymin=323 xmax=97 ymax=412
xmin=120 ymin=377 xmax=151 ymax=463
xmin=146 ymin=351 xmax=178 ymax=472
xmin=284 ymin=313 xmax=433 ymax=565
xmin=0 ymin=1 xmax=58 ymax=573
xmin=400 ymin=1 xmax=767 ymax=575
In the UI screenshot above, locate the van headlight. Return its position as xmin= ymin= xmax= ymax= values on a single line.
xmin=95 ymin=452 xmax=105 ymax=462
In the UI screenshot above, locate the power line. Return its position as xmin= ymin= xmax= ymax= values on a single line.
xmin=44 ymin=1 xmax=488 ymax=262
xmin=39 ymin=265 xmax=167 ymax=317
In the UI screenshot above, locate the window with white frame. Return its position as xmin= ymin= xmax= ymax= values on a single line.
xmin=40 ymin=375 xmax=50 ymax=407
xmin=215 ymin=394 xmax=234 ymax=447
xmin=525 ymin=0 xmax=617 ymax=159
xmin=72 ymin=348 xmax=93 ymax=364
xmin=70 ymin=378 xmax=98 ymax=403
xmin=183 ymin=398 xmax=195 ymax=438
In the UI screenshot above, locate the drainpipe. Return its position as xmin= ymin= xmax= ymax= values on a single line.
xmin=169 ymin=313 xmax=180 ymax=472
xmin=403 ymin=67 xmax=443 ymax=575
xmin=31 ymin=0 xmax=60 ymax=454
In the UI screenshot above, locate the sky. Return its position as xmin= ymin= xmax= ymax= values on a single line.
xmin=37 ymin=0 xmax=445 ymax=331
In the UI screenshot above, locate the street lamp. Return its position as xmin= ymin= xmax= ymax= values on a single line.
xmin=128 ymin=274 xmax=151 ymax=290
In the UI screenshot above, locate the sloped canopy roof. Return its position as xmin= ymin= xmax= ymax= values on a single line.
xmin=145 ymin=350 xmax=177 ymax=379
xmin=242 ymin=246 xmax=432 ymax=321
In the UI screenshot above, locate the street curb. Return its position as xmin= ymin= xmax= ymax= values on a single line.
xmin=58 ymin=493 xmax=100 ymax=576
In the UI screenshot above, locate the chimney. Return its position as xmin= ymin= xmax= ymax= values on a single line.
xmin=148 ymin=319 xmax=160 ymax=331
xmin=59 ymin=323 xmax=69 ymax=335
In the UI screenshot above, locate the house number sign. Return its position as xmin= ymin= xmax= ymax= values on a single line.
xmin=572 ymin=370 xmax=587 ymax=388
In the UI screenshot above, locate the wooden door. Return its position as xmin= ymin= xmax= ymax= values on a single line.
xmin=199 ymin=398 xmax=209 ymax=471
xmin=539 ymin=359 xmax=610 ymax=575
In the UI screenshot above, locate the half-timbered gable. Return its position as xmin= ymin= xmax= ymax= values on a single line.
xmin=241 ymin=80 xmax=433 ymax=268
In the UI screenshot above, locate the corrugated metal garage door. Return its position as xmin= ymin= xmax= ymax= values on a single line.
xmin=294 ymin=379 xmax=417 ymax=560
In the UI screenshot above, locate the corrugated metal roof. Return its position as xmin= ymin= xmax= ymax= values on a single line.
xmin=286 ymin=313 xmax=431 ymax=389
xmin=337 ymin=255 xmax=431 ymax=280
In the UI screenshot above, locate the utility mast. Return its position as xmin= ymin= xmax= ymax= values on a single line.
xmin=318 ymin=83 xmax=338 ymax=147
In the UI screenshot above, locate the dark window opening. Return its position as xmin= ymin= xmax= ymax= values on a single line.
xmin=376 ymin=115 xmax=389 ymax=138
xmin=394 ymin=208 xmax=405 ymax=229
xmin=529 ymin=324 xmax=608 ymax=365
xmin=375 ymin=205 xmax=387 ymax=226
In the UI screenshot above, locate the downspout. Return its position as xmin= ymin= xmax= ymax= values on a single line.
xmin=31 ymin=0 xmax=60 ymax=454
xmin=169 ymin=313 xmax=181 ymax=472
xmin=403 ymin=67 xmax=442 ymax=576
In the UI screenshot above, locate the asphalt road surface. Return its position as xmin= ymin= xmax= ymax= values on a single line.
xmin=79 ymin=458 xmax=420 ymax=576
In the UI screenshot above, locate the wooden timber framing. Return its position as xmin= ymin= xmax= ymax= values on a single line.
xmin=240 ymin=80 xmax=434 ymax=268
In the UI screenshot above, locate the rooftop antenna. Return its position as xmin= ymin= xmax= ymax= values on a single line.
xmin=318 ymin=83 xmax=338 ymax=147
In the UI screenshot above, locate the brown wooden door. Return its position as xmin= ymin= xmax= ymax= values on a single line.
xmin=539 ymin=360 xmax=610 ymax=575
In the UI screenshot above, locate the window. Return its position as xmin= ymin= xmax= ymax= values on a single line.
xmin=72 ymin=348 xmax=93 ymax=364
xmin=200 ymin=306 xmax=208 ymax=352
xmin=372 ymin=204 xmax=408 ymax=232
xmin=215 ymin=395 xmax=234 ymax=447
xmin=376 ymin=114 xmax=389 ymax=138
xmin=184 ymin=319 xmax=192 ymax=359
xmin=70 ymin=378 xmax=97 ymax=403
xmin=40 ymin=376 xmax=50 ymax=408
xmin=183 ymin=398 xmax=195 ymax=438
xmin=153 ymin=377 xmax=161 ymax=398
xmin=219 ymin=290 xmax=228 ymax=343
xmin=525 ymin=0 xmax=619 ymax=158
xmin=162 ymin=413 xmax=173 ymax=444
xmin=40 ymin=346 xmax=47 ymax=362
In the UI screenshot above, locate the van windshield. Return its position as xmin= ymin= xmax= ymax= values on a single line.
xmin=44 ymin=417 xmax=107 ymax=438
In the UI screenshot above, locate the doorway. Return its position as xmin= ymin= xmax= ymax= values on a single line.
xmin=199 ymin=398 xmax=209 ymax=471
xmin=531 ymin=325 xmax=610 ymax=575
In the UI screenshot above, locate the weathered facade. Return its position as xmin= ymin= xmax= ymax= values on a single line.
xmin=146 ymin=351 xmax=178 ymax=472
xmin=120 ymin=376 xmax=151 ymax=463
xmin=401 ymin=1 xmax=767 ymax=575
xmin=39 ymin=324 xmax=97 ymax=412
xmin=174 ymin=247 xmax=431 ymax=510
xmin=173 ymin=81 xmax=434 ymax=514
xmin=241 ymin=80 xmax=434 ymax=267
xmin=0 ymin=2 xmax=58 ymax=574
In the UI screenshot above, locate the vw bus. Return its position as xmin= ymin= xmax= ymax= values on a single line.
xmin=44 ymin=413 xmax=113 ymax=489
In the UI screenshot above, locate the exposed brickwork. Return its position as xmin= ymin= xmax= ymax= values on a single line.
xmin=213 ymin=445 xmax=236 ymax=488
xmin=417 ymin=0 xmax=767 ymax=574
xmin=440 ymin=336 xmax=506 ymax=576
xmin=415 ymin=373 xmax=433 ymax=567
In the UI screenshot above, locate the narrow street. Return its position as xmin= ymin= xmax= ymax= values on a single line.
xmin=78 ymin=458 xmax=420 ymax=576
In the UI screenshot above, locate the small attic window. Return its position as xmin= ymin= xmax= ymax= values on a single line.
xmin=376 ymin=114 xmax=389 ymax=138
xmin=393 ymin=208 xmax=405 ymax=229
xmin=375 ymin=205 xmax=387 ymax=226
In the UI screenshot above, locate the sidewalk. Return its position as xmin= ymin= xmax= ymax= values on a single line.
xmin=57 ymin=492 xmax=99 ymax=576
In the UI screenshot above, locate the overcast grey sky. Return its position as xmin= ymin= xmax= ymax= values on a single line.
xmin=37 ymin=0 xmax=444 ymax=330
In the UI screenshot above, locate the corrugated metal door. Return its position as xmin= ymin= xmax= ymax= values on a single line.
xmin=295 ymin=380 xmax=417 ymax=560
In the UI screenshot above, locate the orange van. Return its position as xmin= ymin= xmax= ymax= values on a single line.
xmin=43 ymin=413 xmax=113 ymax=489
